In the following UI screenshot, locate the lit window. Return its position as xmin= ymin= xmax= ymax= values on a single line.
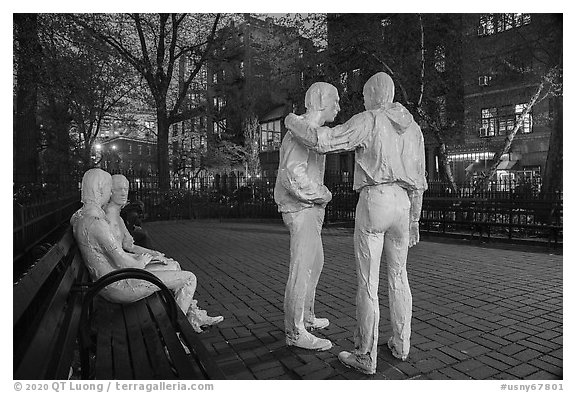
xmin=434 ymin=45 xmax=446 ymax=72
xmin=340 ymin=72 xmax=348 ymax=92
xmin=259 ymin=120 xmax=282 ymax=152
xmin=515 ymin=103 xmax=533 ymax=134
xmin=514 ymin=13 xmax=531 ymax=27
xmin=497 ymin=14 xmax=514 ymax=32
xmin=436 ymin=96 xmax=447 ymax=126
xmin=480 ymin=103 xmax=532 ymax=138
xmin=478 ymin=14 xmax=495 ymax=36
xmin=481 ymin=107 xmax=497 ymax=137
xmin=479 ymin=13 xmax=530 ymax=37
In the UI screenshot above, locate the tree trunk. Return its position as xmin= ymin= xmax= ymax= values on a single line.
xmin=437 ymin=141 xmax=458 ymax=194
xmin=156 ymin=109 xmax=171 ymax=190
xmin=14 ymin=14 xmax=41 ymax=186
xmin=415 ymin=107 xmax=458 ymax=194
xmin=473 ymin=78 xmax=547 ymax=195
xmin=541 ymin=95 xmax=562 ymax=199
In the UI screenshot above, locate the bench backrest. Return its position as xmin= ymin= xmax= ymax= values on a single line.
xmin=14 ymin=228 xmax=89 ymax=379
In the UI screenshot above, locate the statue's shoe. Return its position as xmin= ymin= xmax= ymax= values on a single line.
xmin=286 ymin=331 xmax=332 ymax=351
xmin=187 ymin=305 xmax=223 ymax=332
xmin=387 ymin=337 xmax=408 ymax=361
xmin=338 ymin=351 xmax=376 ymax=375
xmin=305 ymin=317 xmax=330 ymax=330
xmin=200 ymin=315 xmax=224 ymax=327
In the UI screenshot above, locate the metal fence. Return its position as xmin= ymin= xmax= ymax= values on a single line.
xmin=13 ymin=193 xmax=82 ymax=279
xmin=122 ymin=173 xmax=561 ymax=246
xmin=425 ymin=178 xmax=560 ymax=200
xmin=13 ymin=172 xmax=562 ymax=269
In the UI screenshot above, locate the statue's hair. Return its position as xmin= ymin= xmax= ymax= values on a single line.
xmin=305 ymin=82 xmax=338 ymax=111
xmin=363 ymin=72 xmax=395 ymax=107
xmin=81 ymin=168 xmax=112 ymax=206
xmin=111 ymin=174 xmax=129 ymax=187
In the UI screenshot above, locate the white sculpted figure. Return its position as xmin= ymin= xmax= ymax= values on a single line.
xmin=285 ymin=72 xmax=428 ymax=373
xmin=274 ymin=82 xmax=340 ymax=351
xmin=104 ymin=174 xmax=180 ymax=271
xmin=71 ymin=169 xmax=223 ymax=332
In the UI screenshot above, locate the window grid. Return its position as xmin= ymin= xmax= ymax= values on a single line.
xmin=478 ymin=13 xmax=531 ymax=37
xmin=260 ymin=120 xmax=282 ymax=152
xmin=480 ymin=103 xmax=533 ymax=137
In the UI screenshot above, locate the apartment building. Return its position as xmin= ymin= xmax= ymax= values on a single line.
xmin=452 ymin=13 xmax=562 ymax=184
xmin=323 ymin=13 xmax=561 ymax=184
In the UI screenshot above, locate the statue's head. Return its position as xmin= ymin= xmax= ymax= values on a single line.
xmin=110 ymin=174 xmax=130 ymax=207
xmin=363 ymin=72 xmax=395 ymax=111
xmin=305 ymin=82 xmax=340 ymax=124
xmin=81 ymin=168 xmax=112 ymax=207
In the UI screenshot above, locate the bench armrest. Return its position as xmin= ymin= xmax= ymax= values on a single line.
xmin=79 ymin=268 xmax=179 ymax=379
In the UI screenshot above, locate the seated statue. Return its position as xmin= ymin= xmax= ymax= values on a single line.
xmin=71 ymin=169 xmax=223 ymax=332
xmin=104 ymin=174 xmax=180 ymax=272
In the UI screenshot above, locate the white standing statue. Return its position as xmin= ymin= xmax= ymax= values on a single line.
xmin=274 ymin=82 xmax=340 ymax=351
xmin=285 ymin=72 xmax=428 ymax=374
xmin=71 ymin=168 xmax=223 ymax=333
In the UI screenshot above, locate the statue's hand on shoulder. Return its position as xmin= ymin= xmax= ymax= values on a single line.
xmin=285 ymin=113 xmax=318 ymax=147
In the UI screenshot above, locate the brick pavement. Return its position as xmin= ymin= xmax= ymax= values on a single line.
xmin=145 ymin=220 xmax=563 ymax=380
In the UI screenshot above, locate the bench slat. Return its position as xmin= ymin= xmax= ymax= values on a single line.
xmin=13 ymin=229 xmax=75 ymax=325
xmin=14 ymin=254 xmax=83 ymax=379
xmin=147 ymin=297 xmax=203 ymax=379
xmin=51 ymin=257 xmax=90 ymax=379
xmin=122 ymin=302 xmax=155 ymax=379
xmin=111 ymin=306 xmax=134 ymax=379
xmin=116 ymin=305 xmax=138 ymax=379
xmin=94 ymin=299 xmax=115 ymax=379
xmin=173 ymin=305 xmax=226 ymax=379
xmin=132 ymin=296 xmax=176 ymax=379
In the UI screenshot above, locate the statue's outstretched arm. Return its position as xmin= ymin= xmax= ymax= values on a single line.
xmin=285 ymin=112 xmax=373 ymax=154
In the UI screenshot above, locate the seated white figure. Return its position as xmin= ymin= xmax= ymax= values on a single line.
xmin=71 ymin=168 xmax=223 ymax=332
xmin=104 ymin=174 xmax=180 ymax=271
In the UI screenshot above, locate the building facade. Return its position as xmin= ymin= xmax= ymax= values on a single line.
xmin=322 ymin=13 xmax=561 ymax=185
xmin=172 ymin=15 xmax=317 ymax=179
xmin=96 ymin=110 xmax=158 ymax=176
xmin=451 ymin=13 xmax=561 ymax=184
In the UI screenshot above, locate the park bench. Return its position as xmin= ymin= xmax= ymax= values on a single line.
xmin=13 ymin=227 xmax=225 ymax=380
xmin=420 ymin=197 xmax=562 ymax=247
xmin=466 ymin=198 xmax=562 ymax=246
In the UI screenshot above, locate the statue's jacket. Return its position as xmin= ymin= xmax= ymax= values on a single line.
xmin=285 ymin=103 xmax=428 ymax=195
xmin=274 ymin=122 xmax=332 ymax=214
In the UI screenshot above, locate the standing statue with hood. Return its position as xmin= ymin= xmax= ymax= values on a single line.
xmin=285 ymin=72 xmax=427 ymax=374
xmin=274 ymin=82 xmax=340 ymax=351
xmin=71 ymin=168 xmax=223 ymax=333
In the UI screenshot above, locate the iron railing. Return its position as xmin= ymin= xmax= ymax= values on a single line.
xmin=13 ymin=172 xmax=562 ymax=268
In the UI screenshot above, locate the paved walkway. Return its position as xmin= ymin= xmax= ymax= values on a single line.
xmin=145 ymin=220 xmax=563 ymax=380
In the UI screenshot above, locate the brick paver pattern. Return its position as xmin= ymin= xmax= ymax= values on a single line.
xmin=145 ymin=220 xmax=563 ymax=380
